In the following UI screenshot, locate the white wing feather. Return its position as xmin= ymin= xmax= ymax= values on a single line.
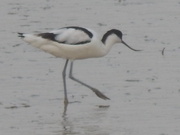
xmin=50 ymin=28 xmax=92 ymax=44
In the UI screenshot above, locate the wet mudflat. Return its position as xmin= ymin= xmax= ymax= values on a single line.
xmin=0 ymin=0 xmax=180 ymax=135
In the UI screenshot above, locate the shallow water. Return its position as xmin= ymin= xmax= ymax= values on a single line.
xmin=1 ymin=0 xmax=180 ymax=135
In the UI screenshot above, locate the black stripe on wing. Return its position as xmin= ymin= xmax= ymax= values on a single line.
xmin=38 ymin=33 xmax=57 ymax=41
xmin=58 ymin=40 xmax=91 ymax=45
xmin=38 ymin=26 xmax=93 ymax=45
xmin=38 ymin=33 xmax=91 ymax=45
xmin=63 ymin=26 xmax=93 ymax=38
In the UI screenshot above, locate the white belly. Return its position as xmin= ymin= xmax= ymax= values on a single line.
xmin=39 ymin=41 xmax=105 ymax=60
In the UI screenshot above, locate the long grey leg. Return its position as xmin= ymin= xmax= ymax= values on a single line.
xmin=69 ymin=61 xmax=110 ymax=100
xmin=62 ymin=59 xmax=69 ymax=104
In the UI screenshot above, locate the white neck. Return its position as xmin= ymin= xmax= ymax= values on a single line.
xmin=101 ymin=34 xmax=121 ymax=56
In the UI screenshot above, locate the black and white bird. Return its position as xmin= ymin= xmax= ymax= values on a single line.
xmin=18 ymin=26 xmax=140 ymax=104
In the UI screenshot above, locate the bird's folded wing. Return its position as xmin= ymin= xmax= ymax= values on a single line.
xmin=39 ymin=27 xmax=93 ymax=45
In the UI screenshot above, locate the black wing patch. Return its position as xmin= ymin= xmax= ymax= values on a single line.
xmin=38 ymin=32 xmax=91 ymax=45
xmin=38 ymin=27 xmax=93 ymax=45
xmin=38 ymin=33 xmax=57 ymax=42
xmin=64 ymin=26 xmax=93 ymax=38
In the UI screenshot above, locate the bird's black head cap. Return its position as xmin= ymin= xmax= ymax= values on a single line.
xmin=102 ymin=29 xmax=123 ymax=44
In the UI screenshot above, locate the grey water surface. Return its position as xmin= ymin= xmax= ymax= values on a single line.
xmin=0 ymin=0 xmax=180 ymax=135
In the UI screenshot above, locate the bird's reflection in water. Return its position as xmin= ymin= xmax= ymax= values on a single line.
xmin=61 ymin=102 xmax=80 ymax=135
xmin=61 ymin=103 xmax=72 ymax=135
xmin=60 ymin=102 xmax=110 ymax=135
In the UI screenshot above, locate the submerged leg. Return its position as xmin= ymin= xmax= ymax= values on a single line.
xmin=69 ymin=61 xmax=110 ymax=100
xmin=62 ymin=59 xmax=69 ymax=104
